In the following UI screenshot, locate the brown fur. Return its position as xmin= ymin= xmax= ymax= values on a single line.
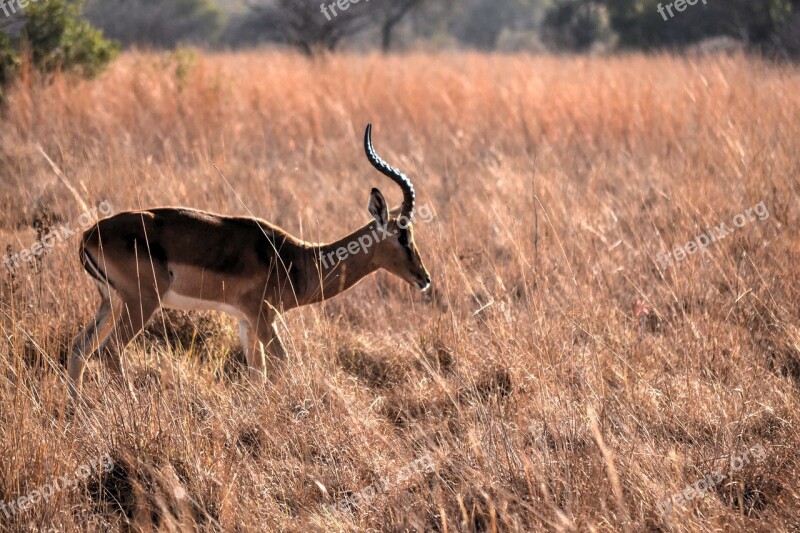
xmin=68 ymin=194 xmax=430 ymax=399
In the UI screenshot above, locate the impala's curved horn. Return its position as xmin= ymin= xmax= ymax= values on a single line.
xmin=364 ymin=123 xmax=415 ymax=220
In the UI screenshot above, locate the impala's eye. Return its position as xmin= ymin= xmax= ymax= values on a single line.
xmin=397 ymin=228 xmax=408 ymax=248
xmin=397 ymin=229 xmax=415 ymax=260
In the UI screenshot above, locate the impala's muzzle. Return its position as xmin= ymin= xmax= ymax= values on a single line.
xmin=414 ymin=272 xmax=431 ymax=292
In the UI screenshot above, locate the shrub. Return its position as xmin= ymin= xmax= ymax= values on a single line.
xmin=0 ymin=31 xmax=18 ymax=89
xmin=603 ymin=0 xmax=794 ymax=50
xmin=543 ymin=0 xmax=614 ymax=52
xmin=0 ymin=0 xmax=117 ymax=95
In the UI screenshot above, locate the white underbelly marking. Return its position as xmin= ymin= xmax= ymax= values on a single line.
xmin=162 ymin=290 xmax=247 ymax=321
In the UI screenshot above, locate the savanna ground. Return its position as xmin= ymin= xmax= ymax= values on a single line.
xmin=0 ymin=50 xmax=799 ymax=532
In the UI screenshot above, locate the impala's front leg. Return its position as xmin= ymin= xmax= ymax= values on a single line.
xmin=253 ymin=308 xmax=288 ymax=383
xmin=238 ymin=319 xmax=267 ymax=383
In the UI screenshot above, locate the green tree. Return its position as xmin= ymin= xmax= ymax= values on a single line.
xmin=23 ymin=0 xmax=118 ymax=76
xmin=0 ymin=31 xmax=18 ymax=88
xmin=543 ymin=0 xmax=613 ymax=51
xmin=604 ymin=0 xmax=793 ymax=49
xmin=237 ymin=0 xmax=373 ymax=55
xmin=0 ymin=0 xmax=117 ymax=97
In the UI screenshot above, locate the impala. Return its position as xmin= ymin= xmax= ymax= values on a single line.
xmin=68 ymin=124 xmax=431 ymax=398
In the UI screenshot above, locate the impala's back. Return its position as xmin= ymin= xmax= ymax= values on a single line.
xmin=80 ymin=208 xmax=306 ymax=314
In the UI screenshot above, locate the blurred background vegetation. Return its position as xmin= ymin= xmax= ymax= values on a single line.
xmin=0 ymin=0 xmax=798 ymax=94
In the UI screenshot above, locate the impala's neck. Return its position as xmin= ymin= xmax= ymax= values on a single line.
xmin=298 ymin=222 xmax=384 ymax=306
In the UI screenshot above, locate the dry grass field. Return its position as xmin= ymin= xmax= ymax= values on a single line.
xmin=0 ymin=50 xmax=799 ymax=532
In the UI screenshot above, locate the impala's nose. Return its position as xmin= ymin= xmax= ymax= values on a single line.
xmin=417 ymin=274 xmax=431 ymax=292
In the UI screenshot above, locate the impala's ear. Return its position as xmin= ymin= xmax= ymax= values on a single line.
xmin=368 ymin=188 xmax=389 ymax=226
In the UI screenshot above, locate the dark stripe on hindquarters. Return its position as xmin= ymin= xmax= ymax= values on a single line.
xmin=80 ymin=245 xmax=117 ymax=292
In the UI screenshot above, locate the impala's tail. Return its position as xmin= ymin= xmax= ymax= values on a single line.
xmin=78 ymin=227 xmax=115 ymax=294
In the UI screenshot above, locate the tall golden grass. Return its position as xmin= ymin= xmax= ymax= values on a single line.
xmin=0 ymin=50 xmax=799 ymax=531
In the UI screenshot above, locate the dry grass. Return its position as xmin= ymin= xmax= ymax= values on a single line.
xmin=0 ymin=50 xmax=799 ymax=532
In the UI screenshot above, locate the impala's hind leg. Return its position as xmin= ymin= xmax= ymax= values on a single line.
xmin=87 ymin=238 xmax=172 ymax=397
xmin=98 ymin=293 xmax=159 ymax=396
xmin=69 ymin=283 xmax=117 ymax=400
